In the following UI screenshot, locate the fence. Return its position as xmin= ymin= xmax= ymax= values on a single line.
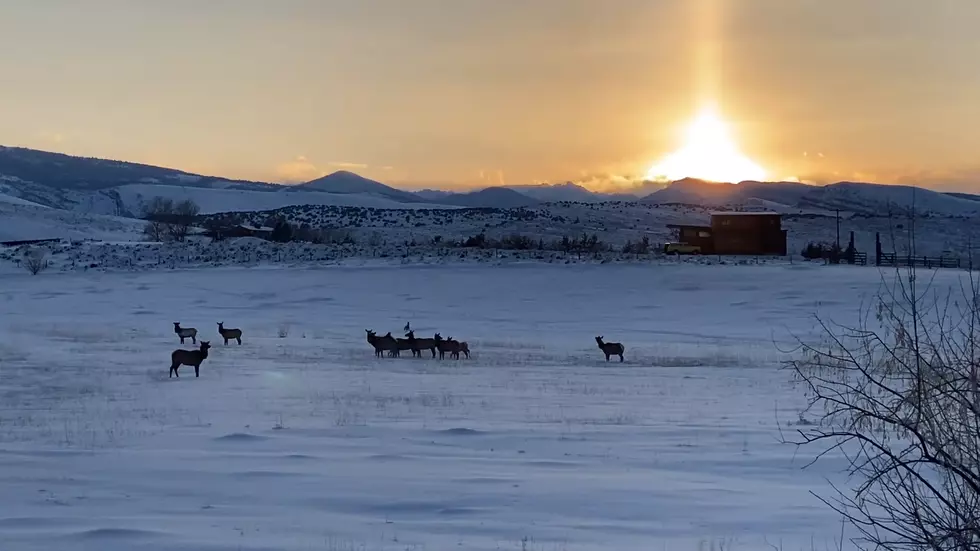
xmin=877 ymin=253 xmax=961 ymax=269
xmin=808 ymin=249 xmax=868 ymax=266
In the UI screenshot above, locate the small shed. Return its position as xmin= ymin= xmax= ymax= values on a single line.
xmin=710 ymin=211 xmax=786 ymax=256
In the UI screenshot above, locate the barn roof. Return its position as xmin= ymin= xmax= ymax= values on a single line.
xmin=709 ymin=211 xmax=781 ymax=216
xmin=666 ymin=223 xmax=712 ymax=230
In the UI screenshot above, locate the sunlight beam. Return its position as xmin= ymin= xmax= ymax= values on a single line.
xmin=646 ymin=105 xmax=767 ymax=183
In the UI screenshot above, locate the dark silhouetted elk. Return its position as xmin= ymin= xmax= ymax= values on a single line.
xmin=173 ymin=322 xmax=197 ymax=344
xmin=217 ymin=322 xmax=243 ymax=345
xmin=434 ymin=333 xmax=454 ymax=360
xmin=435 ymin=334 xmax=466 ymax=360
xmin=366 ymin=329 xmax=398 ymax=358
xmin=595 ymin=336 xmax=625 ymax=362
xmin=405 ymin=330 xmax=437 ymax=358
xmin=170 ymin=341 xmax=211 ymax=378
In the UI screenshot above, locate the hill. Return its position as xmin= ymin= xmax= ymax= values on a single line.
xmin=289 ymin=171 xmax=426 ymax=204
xmin=642 ymin=178 xmax=811 ymax=208
xmin=111 ymin=183 xmax=451 ymax=216
xmin=438 ymin=187 xmax=540 ymax=208
xmin=506 ymin=182 xmax=600 ymax=203
xmin=0 ymin=193 xmax=145 ymax=243
xmin=799 ymin=182 xmax=980 ymax=217
xmin=0 ymin=145 xmax=274 ymax=192
xmin=643 ymin=178 xmax=980 ymax=217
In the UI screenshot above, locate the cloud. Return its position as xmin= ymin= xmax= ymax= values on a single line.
xmin=329 ymin=161 xmax=369 ymax=170
xmin=275 ymin=156 xmax=326 ymax=184
xmin=36 ymin=131 xmax=67 ymax=145
xmin=891 ymin=167 xmax=980 ymax=192
xmin=569 ymin=171 xmax=655 ymax=194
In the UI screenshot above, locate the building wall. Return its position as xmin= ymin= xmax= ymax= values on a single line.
xmin=678 ymin=227 xmax=715 ymax=253
xmin=710 ymin=214 xmax=786 ymax=256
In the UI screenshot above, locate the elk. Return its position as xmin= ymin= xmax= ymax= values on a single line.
xmin=173 ymin=322 xmax=197 ymax=344
xmin=446 ymin=337 xmax=466 ymax=360
xmin=366 ymin=329 xmax=383 ymax=357
xmin=435 ymin=334 xmax=465 ymax=360
xmin=434 ymin=333 xmax=454 ymax=360
xmin=394 ymin=334 xmax=414 ymax=357
xmin=382 ymin=332 xmax=401 ymax=357
xmin=405 ymin=330 xmax=437 ymax=358
xmin=217 ymin=322 xmax=243 ymax=345
xmin=458 ymin=340 xmax=470 ymax=359
xmin=170 ymin=341 xmax=211 ymax=378
xmin=366 ymin=330 xmax=398 ymax=358
xmin=595 ymin=336 xmax=625 ymax=362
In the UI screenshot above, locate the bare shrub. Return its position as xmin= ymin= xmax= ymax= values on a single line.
xmin=168 ymin=199 xmax=200 ymax=242
xmin=141 ymin=196 xmax=200 ymax=242
xmin=23 ymin=248 xmax=49 ymax=275
xmin=784 ymin=263 xmax=980 ymax=550
xmin=143 ymin=220 xmax=169 ymax=242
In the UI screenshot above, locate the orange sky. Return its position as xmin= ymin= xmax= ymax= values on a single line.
xmin=1 ymin=0 xmax=978 ymax=191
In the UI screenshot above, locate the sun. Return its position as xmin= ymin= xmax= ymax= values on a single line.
xmin=646 ymin=106 xmax=767 ymax=183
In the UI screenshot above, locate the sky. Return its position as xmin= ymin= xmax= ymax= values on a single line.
xmin=0 ymin=0 xmax=978 ymax=192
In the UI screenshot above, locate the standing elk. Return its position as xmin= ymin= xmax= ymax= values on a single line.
xmin=435 ymin=334 xmax=468 ymax=360
xmin=173 ymin=322 xmax=197 ymax=344
xmin=405 ymin=330 xmax=437 ymax=358
xmin=366 ymin=329 xmax=398 ymax=358
xmin=170 ymin=341 xmax=211 ymax=378
xmin=434 ymin=333 xmax=453 ymax=360
xmin=217 ymin=322 xmax=243 ymax=345
xmin=595 ymin=336 xmax=625 ymax=362
xmin=446 ymin=337 xmax=464 ymax=360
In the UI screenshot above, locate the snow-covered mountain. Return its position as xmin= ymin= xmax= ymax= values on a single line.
xmin=0 ymin=145 xmax=275 ymax=192
xmin=642 ymin=178 xmax=810 ymax=207
xmin=505 ymin=182 xmax=600 ymax=203
xmin=642 ymin=178 xmax=980 ymax=217
xmin=438 ymin=187 xmax=540 ymax=208
xmin=287 ymin=170 xmax=427 ymax=204
xmin=799 ymin=182 xmax=980 ymax=217
xmin=111 ymin=183 xmax=451 ymax=215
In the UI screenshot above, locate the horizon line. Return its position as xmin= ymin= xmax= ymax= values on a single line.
xmin=0 ymin=143 xmax=953 ymax=196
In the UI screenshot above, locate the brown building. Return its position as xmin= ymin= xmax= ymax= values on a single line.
xmin=665 ymin=223 xmax=715 ymax=253
xmin=667 ymin=211 xmax=787 ymax=256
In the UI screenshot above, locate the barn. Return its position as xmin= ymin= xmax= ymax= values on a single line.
xmin=667 ymin=211 xmax=787 ymax=256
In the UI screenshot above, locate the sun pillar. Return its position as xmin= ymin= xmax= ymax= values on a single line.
xmin=693 ymin=0 xmax=723 ymax=112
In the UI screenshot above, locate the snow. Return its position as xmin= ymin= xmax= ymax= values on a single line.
xmin=0 ymin=198 xmax=145 ymax=243
xmin=111 ymin=183 xmax=458 ymax=215
xmin=0 ymin=191 xmax=47 ymax=208
xmin=803 ymin=181 xmax=980 ymax=216
xmin=2 ymin=261 xmax=963 ymax=550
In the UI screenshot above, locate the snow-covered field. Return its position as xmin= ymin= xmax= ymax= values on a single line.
xmin=0 ymin=197 xmax=146 ymax=244
xmin=2 ymin=262 xmax=960 ymax=550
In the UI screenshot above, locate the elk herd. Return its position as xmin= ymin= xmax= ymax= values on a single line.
xmin=365 ymin=329 xmax=470 ymax=360
xmin=169 ymin=321 xmax=243 ymax=378
xmin=167 ymin=321 xmax=627 ymax=379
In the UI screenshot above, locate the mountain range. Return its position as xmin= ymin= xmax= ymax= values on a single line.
xmin=1 ymin=145 xmax=978 ymax=219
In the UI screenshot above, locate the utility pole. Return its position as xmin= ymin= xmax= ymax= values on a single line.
xmin=836 ymin=209 xmax=841 ymax=251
